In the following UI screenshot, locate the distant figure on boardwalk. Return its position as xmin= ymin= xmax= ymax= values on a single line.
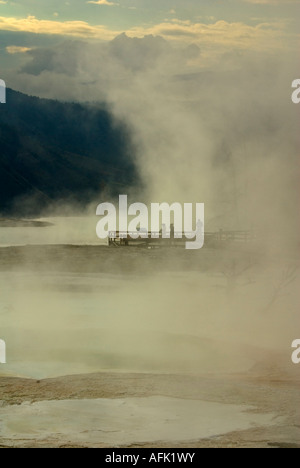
xmin=170 ymin=223 xmax=175 ymax=239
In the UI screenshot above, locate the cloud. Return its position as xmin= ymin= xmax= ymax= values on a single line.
xmin=0 ymin=15 xmax=119 ymax=40
xmin=130 ymin=19 xmax=296 ymax=52
xmin=18 ymin=35 xmax=173 ymax=77
xmin=0 ymin=15 xmax=297 ymax=54
xmin=87 ymin=0 xmax=118 ymax=5
xmin=6 ymin=45 xmax=32 ymax=54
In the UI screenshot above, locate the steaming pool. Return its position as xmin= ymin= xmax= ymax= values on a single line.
xmin=0 ymin=265 xmax=260 ymax=379
xmin=0 ymin=396 xmax=278 ymax=446
xmin=0 ymin=217 xmax=297 ymax=380
xmin=0 ymin=219 xmax=298 ymax=447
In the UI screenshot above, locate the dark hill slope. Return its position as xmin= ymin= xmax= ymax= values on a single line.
xmin=0 ymin=89 xmax=137 ymax=214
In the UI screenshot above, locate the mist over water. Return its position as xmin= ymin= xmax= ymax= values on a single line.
xmin=0 ymin=217 xmax=105 ymax=247
xmin=1 ymin=34 xmax=299 ymax=380
xmin=0 ymin=236 xmax=298 ymax=379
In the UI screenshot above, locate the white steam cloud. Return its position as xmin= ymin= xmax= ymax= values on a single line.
xmin=6 ymin=35 xmax=300 ymax=253
xmin=1 ymin=33 xmax=299 ymax=379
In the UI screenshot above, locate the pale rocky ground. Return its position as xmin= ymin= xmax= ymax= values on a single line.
xmin=0 ymin=369 xmax=299 ymax=448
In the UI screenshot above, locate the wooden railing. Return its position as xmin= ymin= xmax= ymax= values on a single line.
xmin=108 ymin=230 xmax=257 ymax=244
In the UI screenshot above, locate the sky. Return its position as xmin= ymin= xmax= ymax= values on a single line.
xmin=0 ymin=0 xmax=299 ymax=74
xmin=0 ymin=0 xmax=299 ymax=235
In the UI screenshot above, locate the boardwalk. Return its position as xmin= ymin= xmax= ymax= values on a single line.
xmin=108 ymin=229 xmax=257 ymax=247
